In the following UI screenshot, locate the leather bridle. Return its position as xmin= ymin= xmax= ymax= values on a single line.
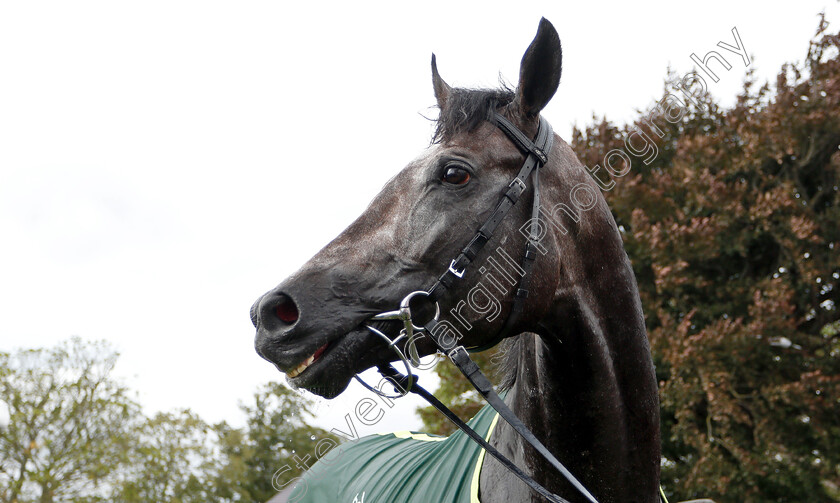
xmin=356 ymin=112 xmax=601 ymax=503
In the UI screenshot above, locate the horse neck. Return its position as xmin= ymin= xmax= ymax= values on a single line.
xmin=483 ymin=249 xmax=661 ymax=503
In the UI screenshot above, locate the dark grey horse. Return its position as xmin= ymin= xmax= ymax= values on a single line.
xmin=253 ymin=19 xmax=661 ymax=503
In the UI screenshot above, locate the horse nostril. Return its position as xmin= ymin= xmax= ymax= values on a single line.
xmin=274 ymin=294 xmax=299 ymax=324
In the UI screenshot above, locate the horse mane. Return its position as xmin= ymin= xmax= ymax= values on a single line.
xmin=494 ymin=336 xmax=520 ymax=391
xmin=432 ymin=84 xmax=515 ymax=143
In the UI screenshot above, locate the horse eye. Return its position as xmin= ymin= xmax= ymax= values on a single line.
xmin=442 ymin=166 xmax=471 ymax=185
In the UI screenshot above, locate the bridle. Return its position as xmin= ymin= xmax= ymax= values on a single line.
xmin=355 ymin=112 xmax=601 ymax=503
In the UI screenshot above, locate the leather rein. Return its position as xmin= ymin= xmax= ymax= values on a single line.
xmin=355 ymin=112 xmax=601 ymax=503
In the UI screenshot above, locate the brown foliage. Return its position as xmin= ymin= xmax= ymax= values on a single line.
xmin=420 ymin=16 xmax=840 ymax=503
xmin=571 ymin=15 xmax=840 ymax=502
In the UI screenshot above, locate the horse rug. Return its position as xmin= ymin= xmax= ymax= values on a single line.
xmin=289 ymin=403 xmax=500 ymax=502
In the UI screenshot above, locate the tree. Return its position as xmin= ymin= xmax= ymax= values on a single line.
xmin=570 ymin=16 xmax=840 ymax=502
xmin=0 ymin=337 xmax=342 ymax=503
xmin=213 ymin=382 xmax=340 ymax=503
xmin=0 ymin=338 xmax=139 ymax=503
xmin=114 ymin=410 xmax=217 ymax=503
xmin=417 ymin=350 xmax=500 ymax=436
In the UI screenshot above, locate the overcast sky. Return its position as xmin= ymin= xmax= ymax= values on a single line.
xmin=1 ymin=1 xmax=838 ymax=435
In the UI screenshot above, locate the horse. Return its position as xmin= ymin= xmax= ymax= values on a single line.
xmin=252 ymin=18 xmax=661 ymax=503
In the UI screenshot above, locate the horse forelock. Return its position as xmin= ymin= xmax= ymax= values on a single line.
xmin=432 ymin=85 xmax=515 ymax=144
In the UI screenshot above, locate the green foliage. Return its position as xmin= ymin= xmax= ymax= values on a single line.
xmin=417 ymin=350 xmax=500 ymax=436
xmin=0 ymin=337 xmax=139 ymax=503
xmin=0 ymin=339 xmax=338 ymax=503
xmin=114 ymin=410 xmax=217 ymax=503
xmin=213 ymin=382 xmax=340 ymax=503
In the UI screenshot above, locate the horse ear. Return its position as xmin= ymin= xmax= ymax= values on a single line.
xmin=513 ymin=18 xmax=562 ymax=118
xmin=431 ymin=53 xmax=452 ymax=110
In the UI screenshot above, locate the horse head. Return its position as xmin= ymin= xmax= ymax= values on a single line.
xmin=253 ymin=19 xmax=576 ymax=399
xmin=252 ymin=18 xmax=664 ymax=502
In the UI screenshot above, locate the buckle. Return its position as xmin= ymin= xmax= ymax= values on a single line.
xmin=508 ymin=177 xmax=527 ymax=193
xmin=447 ymin=345 xmax=468 ymax=360
xmin=448 ymin=259 xmax=466 ymax=278
xmin=534 ymin=147 xmax=548 ymax=164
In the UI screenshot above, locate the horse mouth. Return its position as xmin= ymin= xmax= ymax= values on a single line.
xmin=282 ymin=319 xmax=402 ymax=397
xmin=286 ymin=342 xmax=329 ymax=378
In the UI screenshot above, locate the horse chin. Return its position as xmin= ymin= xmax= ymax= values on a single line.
xmin=286 ymin=371 xmax=352 ymax=399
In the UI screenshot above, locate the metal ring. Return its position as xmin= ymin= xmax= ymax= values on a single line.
xmin=399 ymin=291 xmax=440 ymax=330
xmin=354 ymin=325 xmax=415 ymax=399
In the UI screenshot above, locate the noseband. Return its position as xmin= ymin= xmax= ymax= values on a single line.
xmin=356 ymin=113 xmax=601 ymax=503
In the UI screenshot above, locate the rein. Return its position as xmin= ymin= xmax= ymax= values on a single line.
xmin=357 ymin=113 xmax=601 ymax=503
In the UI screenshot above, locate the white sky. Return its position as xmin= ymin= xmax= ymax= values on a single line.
xmin=1 ymin=1 xmax=838 ymax=435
